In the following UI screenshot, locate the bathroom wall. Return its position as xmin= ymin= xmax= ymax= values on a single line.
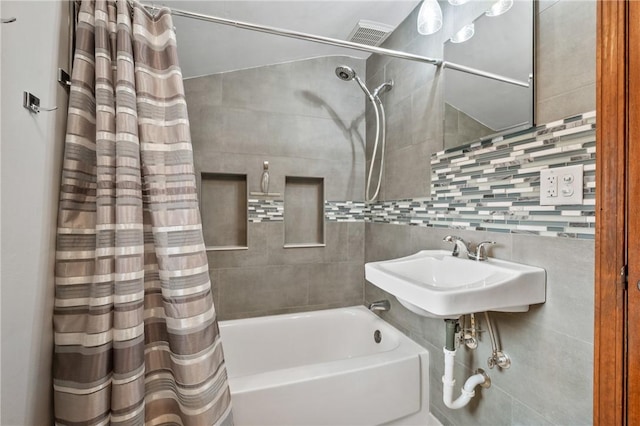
xmin=0 ymin=1 xmax=70 ymax=423
xmin=184 ymin=56 xmax=366 ymax=320
xmin=365 ymin=1 xmax=595 ymax=425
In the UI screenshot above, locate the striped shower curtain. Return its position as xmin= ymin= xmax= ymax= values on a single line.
xmin=53 ymin=1 xmax=233 ymax=424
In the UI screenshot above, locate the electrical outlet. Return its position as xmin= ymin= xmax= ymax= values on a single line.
xmin=540 ymin=165 xmax=584 ymax=206
xmin=545 ymin=175 xmax=558 ymax=197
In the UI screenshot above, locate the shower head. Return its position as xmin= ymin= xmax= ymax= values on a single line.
xmin=372 ymin=80 xmax=394 ymax=98
xmin=335 ymin=65 xmax=357 ymax=81
xmin=335 ymin=65 xmax=375 ymax=100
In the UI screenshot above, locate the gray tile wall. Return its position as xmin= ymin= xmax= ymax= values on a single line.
xmin=365 ymin=0 xmax=595 ymax=424
xmin=184 ymin=56 xmax=366 ymax=319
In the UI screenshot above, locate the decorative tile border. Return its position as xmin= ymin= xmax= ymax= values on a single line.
xmin=368 ymin=111 xmax=597 ymax=239
xmin=248 ymin=199 xmax=284 ymax=222
xmin=248 ymin=199 xmax=367 ymax=223
xmin=325 ymin=201 xmax=367 ymax=222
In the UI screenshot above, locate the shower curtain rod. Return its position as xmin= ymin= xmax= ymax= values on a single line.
xmin=143 ymin=4 xmax=530 ymax=88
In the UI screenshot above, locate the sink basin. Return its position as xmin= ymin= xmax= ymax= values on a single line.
xmin=365 ymin=250 xmax=546 ymax=319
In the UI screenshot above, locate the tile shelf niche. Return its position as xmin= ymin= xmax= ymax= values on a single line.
xmin=284 ymin=176 xmax=325 ymax=248
xmin=200 ymin=172 xmax=248 ymax=251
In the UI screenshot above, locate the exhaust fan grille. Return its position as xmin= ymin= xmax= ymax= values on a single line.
xmin=347 ymin=20 xmax=394 ymax=47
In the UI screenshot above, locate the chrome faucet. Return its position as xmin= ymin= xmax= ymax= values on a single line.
xmin=368 ymin=300 xmax=391 ymax=312
xmin=443 ymin=236 xmax=496 ymax=261
xmin=443 ymin=235 xmax=470 ymax=258
xmin=469 ymin=241 xmax=496 ymax=261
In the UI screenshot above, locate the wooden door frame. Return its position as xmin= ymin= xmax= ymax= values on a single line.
xmin=626 ymin=2 xmax=640 ymax=424
xmin=594 ymin=1 xmax=631 ymax=424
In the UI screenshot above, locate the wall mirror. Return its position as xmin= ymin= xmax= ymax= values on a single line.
xmin=443 ymin=0 xmax=534 ymax=149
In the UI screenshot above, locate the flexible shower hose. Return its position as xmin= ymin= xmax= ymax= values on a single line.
xmin=366 ymin=95 xmax=386 ymax=202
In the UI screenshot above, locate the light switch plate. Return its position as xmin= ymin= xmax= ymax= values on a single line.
xmin=539 ymin=165 xmax=584 ymax=206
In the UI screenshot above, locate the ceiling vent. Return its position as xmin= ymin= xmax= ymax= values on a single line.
xmin=347 ymin=20 xmax=395 ymax=47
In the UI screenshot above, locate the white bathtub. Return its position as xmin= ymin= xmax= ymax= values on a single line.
xmin=219 ymin=306 xmax=440 ymax=426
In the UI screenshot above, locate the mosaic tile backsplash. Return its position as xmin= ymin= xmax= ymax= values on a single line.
xmin=325 ymin=201 xmax=367 ymax=222
xmin=247 ymin=111 xmax=595 ymax=238
xmin=370 ymin=111 xmax=596 ymax=238
xmin=248 ymin=198 xmax=284 ymax=222
xmin=248 ymin=200 xmax=366 ymax=223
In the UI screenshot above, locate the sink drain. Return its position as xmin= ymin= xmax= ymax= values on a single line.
xmin=374 ymin=330 xmax=382 ymax=343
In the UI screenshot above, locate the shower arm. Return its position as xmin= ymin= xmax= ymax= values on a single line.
xmin=142 ymin=4 xmax=531 ymax=89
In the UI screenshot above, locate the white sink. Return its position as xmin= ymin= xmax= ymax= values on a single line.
xmin=365 ymin=250 xmax=546 ymax=319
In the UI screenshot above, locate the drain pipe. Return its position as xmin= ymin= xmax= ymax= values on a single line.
xmin=442 ymin=319 xmax=491 ymax=409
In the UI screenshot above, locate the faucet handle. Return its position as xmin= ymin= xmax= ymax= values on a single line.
xmin=473 ymin=241 xmax=496 ymax=261
xmin=443 ymin=235 xmax=468 ymax=257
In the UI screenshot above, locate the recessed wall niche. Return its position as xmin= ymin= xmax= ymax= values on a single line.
xmin=284 ymin=176 xmax=325 ymax=247
xmin=200 ymin=173 xmax=248 ymax=250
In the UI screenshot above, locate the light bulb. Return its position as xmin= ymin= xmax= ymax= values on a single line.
xmin=450 ymin=23 xmax=474 ymax=43
xmin=417 ymin=0 xmax=443 ymax=35
xmin=486 ymin=0 xmax=513 ymax=17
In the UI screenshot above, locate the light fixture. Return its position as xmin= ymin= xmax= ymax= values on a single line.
xmin=449 ymin=23 xmax=475 ymax=43
xmin=448 ymin=0 xmax=470 ymax=5
xmin=417 ymin=0 xmax=443 ymax=35
xmin=486 ymin=0 xmax=513 ymax=17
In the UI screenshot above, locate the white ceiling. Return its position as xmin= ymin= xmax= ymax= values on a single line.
xmin=156 ymin=1 xmax=421 ymax=78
